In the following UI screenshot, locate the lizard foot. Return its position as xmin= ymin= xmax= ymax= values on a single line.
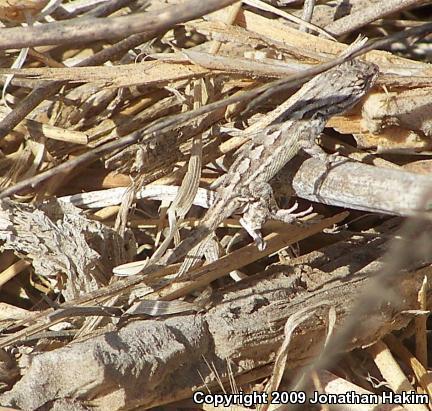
xmin=272 ymin=203 xmax=314 ymax=224
xmin=239 ymin=182 xmax=315 ymax=250
xmin=239 ymin=215 xmax=266 ymax=251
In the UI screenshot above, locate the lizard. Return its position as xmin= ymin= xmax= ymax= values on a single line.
xmin=113 ymin=57 xmax=379 ymax=278
xmin=0 ymin=58 xmax=380 ymax=347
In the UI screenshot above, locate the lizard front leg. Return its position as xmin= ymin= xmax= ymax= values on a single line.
xmin=299 ymin=130 xmax=345 ymax=167
xmin=240 ymin=181 xmax=312 ymax=250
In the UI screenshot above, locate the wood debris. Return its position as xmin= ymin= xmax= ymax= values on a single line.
xmin=0 ymin=1 xmax=431 ymax=410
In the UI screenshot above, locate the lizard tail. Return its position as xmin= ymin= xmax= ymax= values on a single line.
xmin=175 ymin=235 xmax=212 ymax=277
xmin=162 ymin=224 xmax=211 ymax=267
xmin=164 ymin=199 xmax=235 ymax=275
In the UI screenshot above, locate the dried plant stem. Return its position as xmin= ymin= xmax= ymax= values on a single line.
xmin=0 ymin=0 xmax=238 ymax=50
xmin=0 ymin=0 xmax=238 ymax=141
xmin=367 ymin=340 xmax=428 ymax=411
xmin=325 ymin=0 xmax=427 ymax=37
xmin=300 ymin=0 xmax=315 ymax=32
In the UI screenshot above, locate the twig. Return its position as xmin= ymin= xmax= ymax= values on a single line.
xmin=0 ymin=32 xmax=159 ymax=140
xmin=288 ymin=213 xmax=432 ymax=409
xmin=1 ymin=22 xmax=432 ymax=199
xmin=62 ymin=150 xmax=432 ymax=217
xmin=415 ymin=276 xmax=428 ymax=368
xmin=299 ymin=0 xmax=316 ymax=33
xmin=288 ymin=156 xmax=432 ymax=215
xmin=324 ymin=0 xmax=427 ymax=37
xmin=0 ymin=0 xmax=238 ymax=50
xmin=82 ymin=0 xmax=137 ymax=18
xmin=0 ymin=0 xmax=239 ymax=141
xmin=366 ymin=340 xmax=427 ymax=411
xmin=245 ymin=21 xmax=432 ymax=109
xmin=243 ymin=0 xmax=333 ymax=39
xmin=2 ymin=242 xmax=431 ymax=408
xmin=151 ymin=213 xmax=348 ymax=301
xmin=384 ymin=334 xmax=432 ymax=399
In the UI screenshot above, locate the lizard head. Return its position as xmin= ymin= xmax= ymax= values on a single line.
xmin=309 ymin=59 xmax=379 ymax=118
xmin=272 ymin=58 xmax=379 ymax=123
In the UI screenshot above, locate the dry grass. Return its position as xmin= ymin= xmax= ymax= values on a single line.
xmin=0 ymin=0 xmax=432 ymax=410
